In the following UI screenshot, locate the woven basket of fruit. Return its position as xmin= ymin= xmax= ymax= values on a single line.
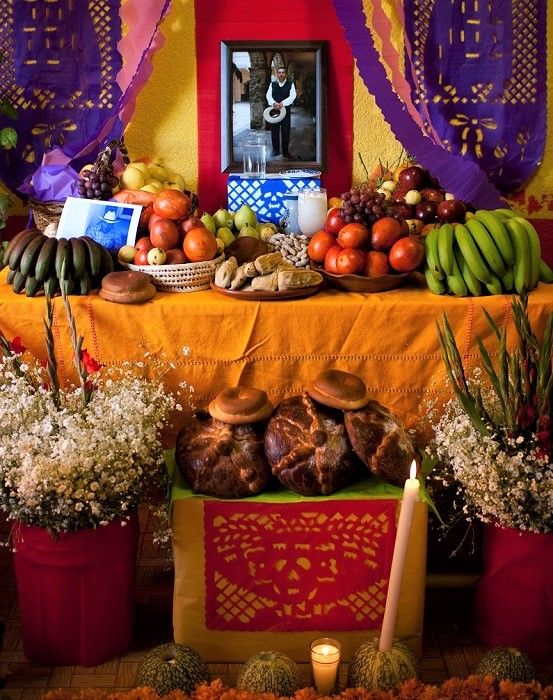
xmin=128 ymin=253 xmax=224 ymax=293
xmin=29 ymin=199 xmax=65 ymax=233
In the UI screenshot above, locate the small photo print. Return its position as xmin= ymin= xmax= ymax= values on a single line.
xmin=56 ymin=197 xmax=142 ymax=252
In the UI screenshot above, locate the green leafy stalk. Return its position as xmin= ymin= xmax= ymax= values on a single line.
xmin=436 ymin=318 xmax=489 ymax=436
xmin=44 ymin=295 xmax=60 ymax=409
xmin=61 ymin=287 xmax=89 ymax=407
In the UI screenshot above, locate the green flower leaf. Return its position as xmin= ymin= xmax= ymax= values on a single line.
xmin=0 ymin=99 xmax=17 ymax=121
xmin=0 ymin=127 xmax=17 ymax=149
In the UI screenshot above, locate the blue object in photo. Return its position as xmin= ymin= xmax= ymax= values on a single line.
xmin=85 ymin=205 xmax=134 ymax=252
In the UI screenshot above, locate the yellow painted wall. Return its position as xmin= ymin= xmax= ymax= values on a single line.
xmin=5 ymin=3 xmax=552 ymax=218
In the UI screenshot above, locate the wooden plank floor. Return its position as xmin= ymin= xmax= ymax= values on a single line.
xmin=0 ymin=512 xmax=552 ymax=695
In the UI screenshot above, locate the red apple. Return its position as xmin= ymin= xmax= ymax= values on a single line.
xmin=393 ymin=202 xmax=414 ymax=220
xmin=180 ymin=216 xmax=204 ymax=235
xmin=388 ymin=236 xmax=425 ymax=272
xmin=165 ymin=248 xmax=188 ymax=264
xmin=437 ymin=199 xmax=467 ymax=223
xmin=133 ymin=248 xmax=150 ymax=265
xmin=135 ymin=236 xmax=153 ymax=252
xmin=415 ymin=201 xmax=438 ymax=224
xmin=325 ymin=207 xmax=345 ymax=234
xmin=420 ymin=188 xmax=445 ymax=203
xmin=398 ymin=166 xmax=427 ymax=190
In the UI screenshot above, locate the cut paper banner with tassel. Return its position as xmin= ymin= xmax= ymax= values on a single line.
xmin=332 ymin=0 xmax=505 ymax=209
xmin=0 ymin=0 xmax=171 ymax=193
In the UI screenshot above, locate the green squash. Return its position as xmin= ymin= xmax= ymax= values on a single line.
xmin=136 ymin=642 xmax=210 ymax=695
xmin=475 ymin=646 xmax=536 ymax=682
xmin=237 ymin=651 xmax=302 ymax=696
xmin=347 ymin=638 xmax=417 ymax=692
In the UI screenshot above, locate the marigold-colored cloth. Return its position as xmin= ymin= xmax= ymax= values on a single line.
xmin=1 ymin=271 xmax=552 ymax=444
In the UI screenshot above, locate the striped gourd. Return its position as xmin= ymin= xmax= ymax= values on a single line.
xmin=347 ymin=638 xmax=417 ymax=691
xmin=475 ymin=646 xmax=536 ymax=682
xmin=236 ymin=651 xmax=301 ymax=696
xmin=136 ymin=643 xmax=210 ymax=695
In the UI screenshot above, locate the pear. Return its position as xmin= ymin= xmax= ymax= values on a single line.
xmin=213 ymin=208 xmax=234 ymax=230
xmin=216 ymin=226 xmax=235 ymax=247
xmin=256 ymin=221 xmax=277 ymax=234
xmin=201 ymin=213 xmax=216 ymax=234
xmin=237 ymin=225 xmax=260 ymax=239
xmin=234 ymin=204 xmax=257 ymax=231
xmin=258 ymin=224 xmax=277 ymax=242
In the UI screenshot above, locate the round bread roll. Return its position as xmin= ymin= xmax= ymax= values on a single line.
xmin=344 ymin=400 xmax=415 ymax=486
xmin=176 ymin=412 xmax=272 ymax=498
xmin=99 ymin=270 xmax=156 ymax=303
xmin=307 ymin=369 xmax=370 ymax=410
xmin=209 ymin=386 xmax=273 ymax=425
xmin=264 ymin=393 xmax=358 ymax=496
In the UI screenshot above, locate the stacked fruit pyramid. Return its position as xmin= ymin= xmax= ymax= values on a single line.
xmin=424 ymin=209 xmax=553 ymax=296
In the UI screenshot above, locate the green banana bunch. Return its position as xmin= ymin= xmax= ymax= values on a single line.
xmin=2 ymin=229 xmax=114 ymax=296
xmin=423 ymin=209 xmax=552 ymax=297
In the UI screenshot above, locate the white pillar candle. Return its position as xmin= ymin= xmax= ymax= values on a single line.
xmin=379 ymin=460 xmax=420 ymax=652
xmin=310 ymin=637 xmax=341 ymax=695
xmin=298 ymin=187 xmax=327 ymax=237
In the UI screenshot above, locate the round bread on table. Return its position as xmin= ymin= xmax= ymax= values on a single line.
xmin=264 ymin=393 xmax=358 ymax=496
xmin=99 ymin=270 xmax=155 ymax=304
xmin=344 ymin=400 xmax=415 ymax=486
xmin=208 ymin=386 xmax=273 ymax=425
xmin=176 ymin=412 xmax=272 ymax=499
xmin=307 ymin=369 xmax=370 ymax=410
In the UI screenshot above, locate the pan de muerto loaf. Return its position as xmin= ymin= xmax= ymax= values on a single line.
xmin=264 ymin=393 xmax=358 ymax=496
xmin=175 ymin=387 xmax=273 ymax=498
xmin=344 ymin=400 xmax=415 ymax=486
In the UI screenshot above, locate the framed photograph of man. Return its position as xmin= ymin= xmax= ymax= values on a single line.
xmin=221 ymin=40 xmax=327 ymax=174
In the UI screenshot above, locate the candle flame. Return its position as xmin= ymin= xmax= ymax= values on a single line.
xmin=410 ymin=461 xmax=417 ymax=479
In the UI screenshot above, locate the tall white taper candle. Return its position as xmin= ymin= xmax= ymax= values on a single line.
xmin=379 ymin=460 xmax=420 ymax=652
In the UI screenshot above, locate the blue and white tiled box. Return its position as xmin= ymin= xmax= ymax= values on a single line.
xmin=227 ymin=171 xmax=322 ymax=224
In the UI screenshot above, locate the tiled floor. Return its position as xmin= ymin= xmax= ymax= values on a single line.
xmin=0 ymin=512 xmax=551 ymax=696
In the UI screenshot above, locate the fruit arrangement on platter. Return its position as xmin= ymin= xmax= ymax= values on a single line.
xmin=1 ymin=227 xmax=113 ymax=296
xmin=117 ymin=189 xmax=219 ymax=267
xmin=425 ymin=209 xmax=553 ymax=296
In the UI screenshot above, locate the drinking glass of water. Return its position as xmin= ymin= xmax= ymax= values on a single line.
xmin=242 ymin=134 xmax=267 ymax=178
xmin=298 ymin=187 xmax=327 ymax=237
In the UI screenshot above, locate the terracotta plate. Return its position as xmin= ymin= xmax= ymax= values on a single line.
xmin=313 ymin=265 xmax=410 ymax=292
xmin=210 ymin=280 xmax=324 ymax=301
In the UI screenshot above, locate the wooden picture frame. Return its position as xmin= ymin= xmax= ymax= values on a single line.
xmin=221 ymin=40 xmax=327 ymax=174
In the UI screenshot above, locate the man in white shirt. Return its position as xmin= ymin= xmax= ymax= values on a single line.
xmin=265 ymin=67 xmax=297 ymax=158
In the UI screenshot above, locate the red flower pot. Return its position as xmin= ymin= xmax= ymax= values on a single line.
xmin=474 ymin=523 xmax=553 ymax=661
xmin=13 ymin=514 xmax=139 ymax=666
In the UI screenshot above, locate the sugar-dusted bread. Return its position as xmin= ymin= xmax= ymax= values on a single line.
xmin=176 ymin=412 xmax=272 ymax=498
xmin=264 ymin=393 xmax=358 ymax=496
xmin=344 ymin=400 xmax=415 ymax=486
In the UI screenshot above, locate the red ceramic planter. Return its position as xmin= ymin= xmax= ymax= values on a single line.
xmin=12 ymin=514 xmax=139 ymax=666
xmin=474 ymin=523 xmax=553 ymax=661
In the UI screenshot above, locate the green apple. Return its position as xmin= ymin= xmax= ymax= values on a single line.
xmin=166 ymin=171 xmax=185 ymax=189
xmin=234 ymin=204 xmax=257 ymax=230
xmin=213 ymin=208 xmax=233 ymax=230
xmin=201 ymin=213 xmax=216 ymax=234
xmin=127 ymin=161 xmax=149 ymax=177
xmin=140 ymin=184 xmax=160 ymax=194
xmin=148 ymin=162 xmax=168 ymax=182
xmin=216 ymin=226 xmax=235 ymax=247
xmin=237 ymin=225 xmax=259 ymax=239
xmin=120 ymin=166 xmax=145 ymax=190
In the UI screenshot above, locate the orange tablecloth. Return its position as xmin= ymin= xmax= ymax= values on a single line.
xmin=1 ymin=269 xmax=552 ymax=440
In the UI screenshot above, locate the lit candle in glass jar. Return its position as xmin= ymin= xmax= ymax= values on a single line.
xmin=310 ymin=637 xmax=341 ymax=694
xmin=298 ymin=187 xmax=327 ymax=237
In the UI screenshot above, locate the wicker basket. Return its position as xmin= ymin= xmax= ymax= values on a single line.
xmin=29 ymin=199 xmax=65 ymax=233
xmin=128 ymin=253 xmax=224 ymax=292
